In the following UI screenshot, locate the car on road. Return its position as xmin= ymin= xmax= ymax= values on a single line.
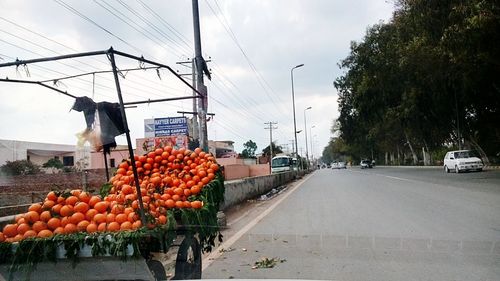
xmin=360 ymin=159 xmax=372 ymax=169
xmin=332 ymin=161 xmax=346 ymax=169
xmin=443 ymin=150 xmax=484 ymax=173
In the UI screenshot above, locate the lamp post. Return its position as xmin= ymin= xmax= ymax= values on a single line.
xmin=291 ymin=64 xmax=304 ymax=162
xmin=304 ymin=106 xmax=312 ymax=163
xmin=310 ymin=125 xmax=316 ymax=160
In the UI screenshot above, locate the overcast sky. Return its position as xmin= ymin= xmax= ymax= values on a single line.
xmin=0 ymin=0 xmax=395 ymax=157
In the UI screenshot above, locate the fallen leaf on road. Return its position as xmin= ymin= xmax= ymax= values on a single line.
xmin=219 ymin=247 xmax=235 ymax=253
xmin=252 ymin=257 xmax=286 ymax=269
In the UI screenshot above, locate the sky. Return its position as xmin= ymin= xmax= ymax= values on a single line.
xmin=0 ymin=0 xmax=395 ymax=158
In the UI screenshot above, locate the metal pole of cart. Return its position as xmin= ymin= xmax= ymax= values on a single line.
xmin=108 ymin=48 xmax=147 ymax=226
xmin=103 ymin=151 xmax=110 ymax=182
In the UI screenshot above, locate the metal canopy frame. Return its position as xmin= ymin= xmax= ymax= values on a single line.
xmin=0 ymin=47 xmax=205 ymax=225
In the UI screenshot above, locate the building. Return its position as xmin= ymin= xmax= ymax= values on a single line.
xmin=0 ymin=139 xmax=90 ymax=169
xmin=208 ymin=140 xmax=236 ymax=158
xmin=89 ymin=146 xmax=132 ymax=169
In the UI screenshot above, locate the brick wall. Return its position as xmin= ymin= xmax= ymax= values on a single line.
xmin=0 ymin=169 xmax=108 ymax=208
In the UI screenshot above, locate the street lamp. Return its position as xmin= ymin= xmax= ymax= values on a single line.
xmin=291 ymin=63 xmax=304 ymax=162
xmin=310 ymin=125 xmax=316 ymax=160
xmin=304 ymin=106 xmax=312 ymax=162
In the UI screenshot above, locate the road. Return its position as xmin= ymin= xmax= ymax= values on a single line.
xmin=202 ymin=167 xmax=500 ymax=280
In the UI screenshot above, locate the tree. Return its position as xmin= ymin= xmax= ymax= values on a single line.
xmin=262 ymin=142 xmax=283 ymax=158
xmin=332 ymin=0 xmax=500 ymax=164
xmin=0 ymin=160 xmax=41 ymax=176
xmin=43 ymin=158 xmax=64 ymax=173
xmin=240 ymin=140 xmax=257 ymax=158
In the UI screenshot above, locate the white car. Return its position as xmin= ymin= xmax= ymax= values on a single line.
xmin=443 ymin=150 xmax=484 ymax=173
xmin=336 ymin=161 xmax=347 ymax=169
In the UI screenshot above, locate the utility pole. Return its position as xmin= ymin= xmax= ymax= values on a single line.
xmin=265 ymin=122 xmax=278 ymax=169
xmin=192 ymin=0 xmax=209 ymax=151
xmin=176 ymin=59 xmax=199 ymax=144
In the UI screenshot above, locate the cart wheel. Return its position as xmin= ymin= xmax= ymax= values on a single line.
xmin=172 ymin=235 xmax=202 ymax=280
xmin=147 ymin=259 xmax=168 ymax=281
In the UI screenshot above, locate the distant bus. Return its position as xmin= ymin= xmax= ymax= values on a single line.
xmin=271 ymin=155 xmax=298 ymax=173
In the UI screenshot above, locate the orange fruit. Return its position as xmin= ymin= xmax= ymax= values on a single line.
xmin=111 ymin=204 xmax=125 ymax=215
xmin=175 ymin=201 xmax=184 ymax=208
xmin=86 ymin=223 xmax=98 ymax=233
xmin=47 ymin=191 xmax=58 ymax=202
xmin=37 ymin=229 xmax=53 ymax=238
xmin=53 ymin=227 xmax=64 ymax=235
xmin=28 ymin=203 xmax=42 ymax=213
xmin=64 ymin=223 xmax=77 ymax=234
xmin=157 ymin=215 xmax=167 ymax=224
xmin=60 ymin=205 xmax=74 ymax=217
xmin=40 ymin=210 xmax=52 ymax=222
xmin=16 ymin=223 xmax=30 ymax=235
xmin=24 ymin=211 xmax=40 ymax=224
xmin=32 ymin=221 xmax=47 ymax=233
xmin=77 ymin=220 xmax=90 ymax=232
xmin=132 ymin=220 xmax=142 ymax=229
xmin=0 ymin=232 xmax=4 ymax=242
xmin=74 ymin=202 xmax=89 ymax=214
xmin=127 ymin=212 xmax=137 ymax=222
xmin=120 ymin=221 xmax=132 ymax=230
xmin=85 ymin=209 xmax=98 ymax=221
xmin=51 ymin=204 xmax=63 ymax=215
xmin=191 ymin=201 xmax=203 ymax=209
xmin=42 ymin=200 xmax=55 ymax=210
xmin=14 ymin=214 xmax=24 ymax=223
xmin=88 ymin=196 xmax=101 ymax=208
xmin=23 ymin=230 xmax=37 ymax=239
xmin=78 ymin=192 xmax=91 ymax=203
xmin=47 ymin=218 xmax=61 ymax=230
xmin=106 ymin=213 xmax=116 ymax=224
xmin=70 ymin=189 xmax=82 ymax=197
xmin=107 ymin=222 xmax=120 ymax=232
xmin=93 ymin=201 xmax=107 ymax=213
xmin=115 ymin=214 xmax=127 ymax=224
xmin=121 ymin=184 xmax=133 ymax=195
xmin=190 ymin=186 xmax=201 ymax=195
xmin=70 ymin=212 xmax=85 ymax=225
xmin=93 ymin=213 xmax=106 ymax=224
xmin=165 ymin=199 xmax=175 ymax=208
xmin=65 ymin=196 xmax=79 ymax=206
xmin=60 ymin=216 xmax=70 ymax=227
xmin=97 ymin=222 xmax=107 ymax=232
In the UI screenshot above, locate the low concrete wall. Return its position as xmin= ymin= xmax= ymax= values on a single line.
xmin=222 ymin=171 xmax=298 ymax=210
xmin=224 ymin=164 xmax=250 ymax=180
xmin=249 ymin=164 xmax=270 ymax=177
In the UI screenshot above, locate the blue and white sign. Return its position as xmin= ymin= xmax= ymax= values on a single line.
xmin=144 ymin=117 xmax=188 ymax=137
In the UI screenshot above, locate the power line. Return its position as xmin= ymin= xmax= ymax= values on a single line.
xmin=53 ymin=0 xmax=145 ymax=55
xmin=136 ymin=0 xmax=193 ymax=49
xmin=0 ymin=17 xmax=193 ymax=100
xmin=114 ymin=0 xmax=192 ymax=55
xmin=204 ymin=0 xmax=290 ymax=115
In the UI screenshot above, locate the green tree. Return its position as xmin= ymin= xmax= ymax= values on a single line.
xmin=333 ymin=0 xmax=500 ymax=164
xmin=240 ymin=140 xmax=257 ymax=158
xmin=0 ymin=160 xmax=41 ymax=176
xmin=43 ymin=158 xmax=64 ymax=173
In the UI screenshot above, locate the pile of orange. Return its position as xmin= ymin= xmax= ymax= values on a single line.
xmin=0 ymin=147 xmax=219 ymax=243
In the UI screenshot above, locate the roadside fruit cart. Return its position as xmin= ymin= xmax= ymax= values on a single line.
xmin=0 ymin=147 xmax=224 ymax=280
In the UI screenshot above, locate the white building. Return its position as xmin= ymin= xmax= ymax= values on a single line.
xmin=0 ymin=139 xmax=90 ymax=169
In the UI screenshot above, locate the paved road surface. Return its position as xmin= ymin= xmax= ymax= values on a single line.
xmin=203 ymin=167 xmax=500 ymax=280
